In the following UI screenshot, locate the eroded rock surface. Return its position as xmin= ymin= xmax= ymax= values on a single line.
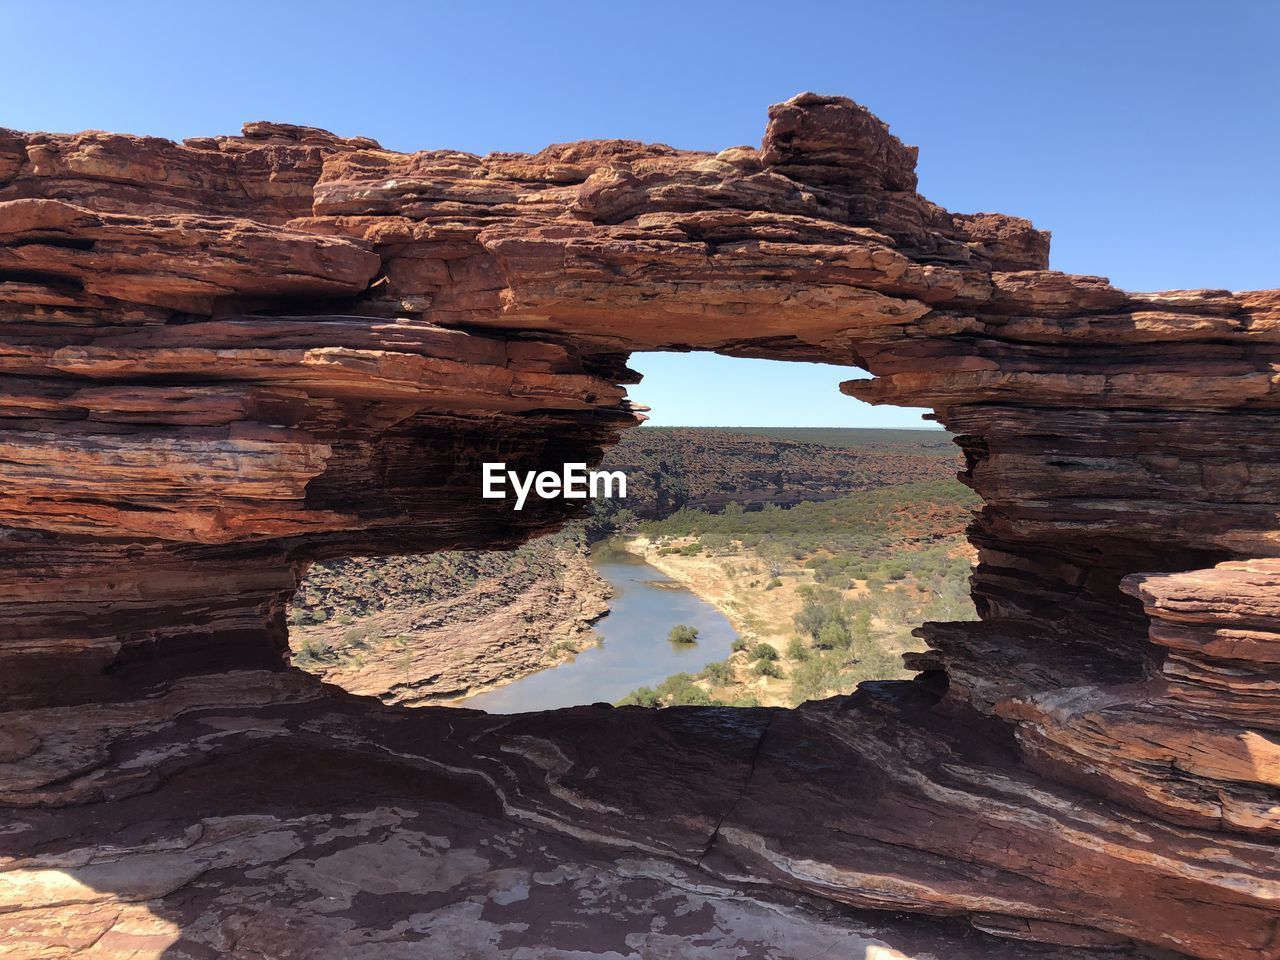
xmin=0 ymin=95 xmax=1277 ymax=957
xmin=290 ymin=537 xmax=611 ymax=705
xmin=5 ymin=672 xmax=1266 ymax=960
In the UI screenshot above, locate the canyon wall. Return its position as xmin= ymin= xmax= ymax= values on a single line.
xmin=1 ymin=96 xmax=1277 ymax=958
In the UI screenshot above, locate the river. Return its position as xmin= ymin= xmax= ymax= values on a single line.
xmin=458 ymin=541 xmax=739 ymax=713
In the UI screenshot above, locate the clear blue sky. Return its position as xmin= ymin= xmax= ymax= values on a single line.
xmin=4 ymin=2 xmax=1275 ymax=429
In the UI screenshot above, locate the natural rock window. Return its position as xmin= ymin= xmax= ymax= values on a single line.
xmin=284 ymin=385 xmax=979 ymax=712
xmin=2 ymin=95 xmax=1276 ymax=959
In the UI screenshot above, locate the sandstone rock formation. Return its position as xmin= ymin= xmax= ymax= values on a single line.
xmin=291 ymin=538 xmax=611 ymax=705
xmin=1 ymin=96 xmax=1277 ymax=958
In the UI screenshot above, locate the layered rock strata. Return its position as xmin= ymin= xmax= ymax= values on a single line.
xmin=291 ymin=541 xmax=611 ymax=704
xmin=0 ymin=97 xmax=1276 ymax=957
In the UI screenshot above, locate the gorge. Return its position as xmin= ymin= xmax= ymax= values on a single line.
xmin=0 ymin=94 xmax=1277 ymax=959
xmin=456 ymin=543 xmax=740 ymax=713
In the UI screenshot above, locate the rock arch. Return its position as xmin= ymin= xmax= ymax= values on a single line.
xmin=0 ymin=96 xmax=1276 ymax=958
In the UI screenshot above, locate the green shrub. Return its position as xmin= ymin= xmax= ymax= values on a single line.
xmin=699 ymin=533 xmax=731 ymax=553
xmin=817 ymin=619 xmax=851 ymax=650
xmin=547 ymin=640 xmax=580 ymax=659
xmin=617 ymin=673 xmax=721 ymax=708
xmin=656 ymin=673 xmax=716 ymax=706
xmin=668 ymin=684 xmax=717 ymax=706
xmin=293 ymin=637 xmax=331 ymax=666
xmin=753 ymin=659 xmax=785 ymax=679
xmin=667 ymin=624 xmax=699 ymax=644
xmin=851 ymin=645 xmax=902 ymax=680
xmin=785 ymin=636 xmax=811 ymax=662
xmin=851 ymin=608 xmax=873 ymax=644
xmin=617 ymin=686 xmax=661 ymax=707
xmin=790 ymin=653 xmax=845 ymax=705
xmin=700 ymin=660 xmax=735 ymax=686
xmin=794 ymin=599 xmax=828 ymax=639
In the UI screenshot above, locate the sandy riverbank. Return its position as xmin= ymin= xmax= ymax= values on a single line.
xmin=625 ymin=535 xmax=802 ymax=640
xmin=622 ymin=535 xmax=816 ymax=706
xmin=623 ymin=534 xmax=924 ymax=707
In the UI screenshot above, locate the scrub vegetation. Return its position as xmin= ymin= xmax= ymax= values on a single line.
xmin=616 ymin=480 xmax=979 ymax=708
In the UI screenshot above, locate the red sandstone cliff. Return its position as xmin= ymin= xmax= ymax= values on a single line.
xmin=0 ymin=96 xmax=1277 ymax=959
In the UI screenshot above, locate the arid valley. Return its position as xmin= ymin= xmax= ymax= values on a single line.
xmin=286 ymin=426 xmax=974 ymax=711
